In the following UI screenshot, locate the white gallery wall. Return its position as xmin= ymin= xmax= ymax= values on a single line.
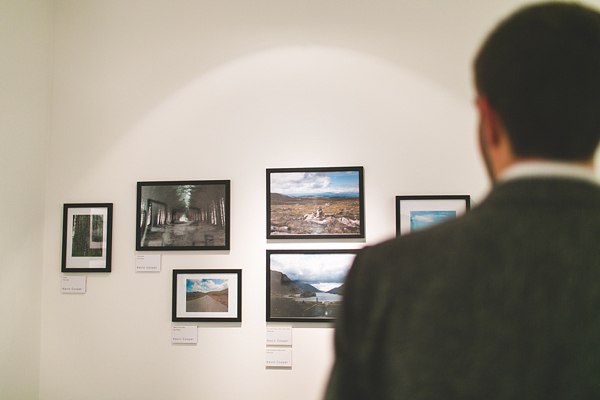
xmin=0 ymin=1 xmax=51 ymax=399
xmin=3 ymin=1 xmax=600 ymax=399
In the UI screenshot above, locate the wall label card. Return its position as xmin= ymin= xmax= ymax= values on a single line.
xmin=266 ymin=326 xmax=292 ymax=345
xmin=266 ymin=348 xmax=292 ymax=367
xmin=61 ymin=276 xmax=86 ymax=293
xmin=171 ymin=325 xmax=197 ymax=344
xmin=136 ymin=254 xmax=161 ymax=272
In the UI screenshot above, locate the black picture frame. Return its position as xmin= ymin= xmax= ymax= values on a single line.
xmin=266 ymin=166 xmax=365 ymax=239
xmin=61 ymin=203 xmax=113 ymax=273
xmin=266 ymin=249 xmax=359 ymax=322
xmin=396 ymin=195 xmax=470 ymax=236
xmin=172 ymin=269 xmax=242 ymax=322
xmin=136 ymin=180 xmax=230 ymax=251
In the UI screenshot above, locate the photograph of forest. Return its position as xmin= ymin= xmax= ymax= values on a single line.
xmin=71 ymin=214 xmax=104 ymax=257
xmin=61 ymin=203 xmax=112 ymax=273
xmin=137 ymin=180 xmax=230 ymax=250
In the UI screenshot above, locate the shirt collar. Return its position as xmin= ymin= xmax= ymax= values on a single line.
xmin=499 ymin=161 xmax=598 ymax=184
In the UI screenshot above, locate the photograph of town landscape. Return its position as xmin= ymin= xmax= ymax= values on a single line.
xmin=268 ymin=168 xmax=363 ymax=238
xmin=268 ymin=251 xmax=358 ymax=321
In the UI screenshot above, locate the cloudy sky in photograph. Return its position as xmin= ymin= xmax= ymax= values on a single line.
xmin=270 ymin=171 xmax=359 ymax=196
xmin=270 ymin=252 xmax=356 ymax=288
xmin=186 ymin=278 xmax=228 ymax=293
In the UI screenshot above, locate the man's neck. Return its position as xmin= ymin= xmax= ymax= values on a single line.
xmin=498 ymin=159 xmax=597 ymax=183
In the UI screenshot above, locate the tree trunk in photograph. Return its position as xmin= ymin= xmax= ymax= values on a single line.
xmin=72 ymin=215 xmax=91 ymax=257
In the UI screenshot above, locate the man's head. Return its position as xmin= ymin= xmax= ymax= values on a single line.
xmin=474 ymin=2 xmax=600 ymax=179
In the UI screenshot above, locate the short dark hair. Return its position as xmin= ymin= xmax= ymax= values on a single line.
xmin=474 ymin=2 xmax=600 ymax=160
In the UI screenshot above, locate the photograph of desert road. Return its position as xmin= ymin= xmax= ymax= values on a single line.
xmin=186 ymin=279 xmax=229 ymax=312
xmin=269 ymin=170 xmax=362 ymax=236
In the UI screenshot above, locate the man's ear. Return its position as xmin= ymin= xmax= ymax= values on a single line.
xmin=476 ymin=96 xmax=503 ymax=147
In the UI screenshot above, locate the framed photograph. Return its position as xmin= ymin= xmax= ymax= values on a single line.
xmin=267 ymin=166 xmax=365 ymax=239
xmin=172 ymin=269 xmax=241 ymax=322
xmin=267 ymin=249 xmax=359 ymax=322
xmin=61 ymin=203 xmax=113 ymax=273
xmin=396 ymin=195 xmax=470 ymax=236
xmin=136 ymin=180 xmax=230 ymax=251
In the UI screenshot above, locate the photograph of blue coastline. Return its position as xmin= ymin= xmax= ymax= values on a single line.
xmin=268 ymin=251 xmax=358 ymax=321
xmin=185 ymin=278 xmax=229 ymax=312
xmin=268 ymin=167 xmax=364 ymax=237
xmin=410 ymin=210 xmax=457 ymax=232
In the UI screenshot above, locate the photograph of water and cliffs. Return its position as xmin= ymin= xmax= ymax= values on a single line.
xmin=267 ymin=167 xmax=364 ymax=239
xmin=267 ymin=250 xmax=358 ymax=321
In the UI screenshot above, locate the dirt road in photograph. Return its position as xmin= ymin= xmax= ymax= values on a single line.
xmin=186 ymin=295 xmax=228 ymax=312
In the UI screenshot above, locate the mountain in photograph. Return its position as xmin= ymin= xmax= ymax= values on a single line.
xmin=185 ymin=287 xmax=229 ymax=311
xmin=205 ymin=288 xmax=228 ymax=307
xmin=271 ymin=193 xmax=357 ymax=205
xmin=327 ymin=284 xmax=344 ymax=295
xmin=269 ymin=270 xmax=345 ymax=319
xmin=270 ymin=193 xmax=300 ymax=204
xmin=270 ymin=270 xmax=304 ymax=295
xmin=295 ymin=281 xmax=321 ymax=293
xmin=270 ymin=270 xmax=321 ymax=295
